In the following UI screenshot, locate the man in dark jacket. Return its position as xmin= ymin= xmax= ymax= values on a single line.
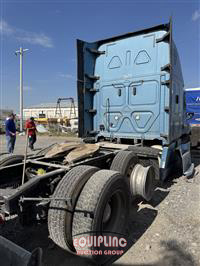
xmin=25 ymin=117 xmax=37 ymax=150
xmin=5 ymin=113 xmax=16 ymax=153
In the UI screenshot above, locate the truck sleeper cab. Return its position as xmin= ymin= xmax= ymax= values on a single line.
xmin=77 ymin=19 xmax=194 ymax=179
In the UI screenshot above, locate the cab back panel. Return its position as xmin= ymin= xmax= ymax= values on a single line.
xmin=77 ymin=22 xmax=186 ymax=144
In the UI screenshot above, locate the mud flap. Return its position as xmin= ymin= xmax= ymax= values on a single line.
xmin=0 ymin=236 xmax=42 ymax=266
xmin=180 ymin=142 xmax=194 ymax=177
xmin=160 ymin=141 xmax=194 ymax=181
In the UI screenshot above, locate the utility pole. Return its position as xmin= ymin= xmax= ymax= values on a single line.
xmin=15 ymin=47 xmax=29 ymax=132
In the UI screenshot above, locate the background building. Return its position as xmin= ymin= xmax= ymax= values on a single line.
xmin=23 ymin=102 xmax=78 ymax=120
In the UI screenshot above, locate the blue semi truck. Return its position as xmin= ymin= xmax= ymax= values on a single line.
xmin=0 ymin=20 xmax=194 ymax=265
xmin=185 ymin=88 xmax=200 ymax=146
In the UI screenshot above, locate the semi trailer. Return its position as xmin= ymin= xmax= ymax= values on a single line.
xmin=0 ymin=19 xmax=194 ymax=265
xmin=185 ymin=88 xmax=200 ymax=147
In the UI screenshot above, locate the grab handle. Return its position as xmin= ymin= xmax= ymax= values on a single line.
xmin=132 ymin=87 xmax=137 ymax=96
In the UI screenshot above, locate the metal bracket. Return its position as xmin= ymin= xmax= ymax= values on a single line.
xmin=156 ymin=31 xmax=170 ymax=43
xmin=160 ymin=133 xmax=168 ymax=139
xmin=85 ymin=74 xmax=100 ymax=81
xmin=161 ymin=63 xmax=171 ymax=73
xmin=19 ymin=196 xmax=72 ymax=208
xmin=87 ymin=109 xmax=97 ymax=114
xmin=86 ymin=48 xmax=105 ymax=56
xmin=164 ymin=106 xmax=170 ymax=113
xmin=161 ymin=80 xmax=170 ymax=86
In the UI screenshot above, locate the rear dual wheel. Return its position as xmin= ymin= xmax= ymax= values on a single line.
xmin=72 ymin=170 xmax=129 ymax=263
xmin=48 ymin=166 xmax=129 ymax=260
xmin=110 ymin=150 xmax=138 ymax=180
xmin=48 ymin=165 xmax=99 ymax=252
xmin=48 ymin=150 xmax=155 ymax=261
xmin=110 ymin=150 xmax=156 ymax=201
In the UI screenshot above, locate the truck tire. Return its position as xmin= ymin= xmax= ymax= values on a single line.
xmin=110 ymin=150 xmax=138 ymax=179
xmin=72 ymin=170 xmax=129 ymax=263
xmin=48 ymin=165 xmax=99 ymax=253
xmin=0 ymin=155 xmax=24 ymax=167
xmin=0 ymin=155 xmax=24 ymax=189
xmin=149 ymin=159 xmax=159 ymax=181
xmin=139 ymin=158 xmax=159 ymax=181
xmin=139 ymin=158 xmax=150 ymax=167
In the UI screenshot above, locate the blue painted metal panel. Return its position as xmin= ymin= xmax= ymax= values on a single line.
xmin=185 ymin=89 xmax=200 ymax=124
xmin=77 ymin=21 xmax=187 ymax=144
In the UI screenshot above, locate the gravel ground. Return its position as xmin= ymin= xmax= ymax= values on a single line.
xmin=0 ymin=135 xmax=200 ymax=266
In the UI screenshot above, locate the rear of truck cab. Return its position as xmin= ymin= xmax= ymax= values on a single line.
xmin=77 ymin=20 xmax=194 ymax=179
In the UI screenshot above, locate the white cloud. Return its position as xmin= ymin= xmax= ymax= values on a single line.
xmin=0 ymin=20 xmax=14 ymax=35
xmin=192 ymin=9 xmax=200 ymax=21
xmin=59 ymin=73 xmax=74 ymax=79
xmin=0 ymin=19 xmax=53 ymax=48
xmin=17 ymin=33 xmax=53 ymax=48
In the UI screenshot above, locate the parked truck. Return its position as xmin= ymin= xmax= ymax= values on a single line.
xmin=185 ymin=88 xmax=200 ymax=147
xmin=0 ymin=19 xmax=194 ymax=265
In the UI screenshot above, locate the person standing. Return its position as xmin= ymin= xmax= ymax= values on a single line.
xmin=5 ymin=113 xmax=16 ymax=154
xmin=26 ymin=117 xmax=37 ymax=150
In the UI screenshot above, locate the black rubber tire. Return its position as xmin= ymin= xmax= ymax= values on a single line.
xmin=139 ymin=158 xmax=150 ymax=167
xmin=48 ymin=165 xmax=99 ymax=253
xmin=0 ymin=155 xmax=24 ymax=167
xmin=149 ymin=159 xmax=159 ymax=181
xmin=72 ymin=170 xmax=129 ymax=263
xmin=110 ymin=150 xmax=138 ymax=179
xmin=139 ymin=158 xmax=159 ymax=181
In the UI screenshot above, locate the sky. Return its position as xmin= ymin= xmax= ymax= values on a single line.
xmin=0 ymin=0 xmax=199 ymax=113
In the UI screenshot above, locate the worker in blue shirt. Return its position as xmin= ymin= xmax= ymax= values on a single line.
xmin=5 ymin=113 xmax=16 ymax=153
